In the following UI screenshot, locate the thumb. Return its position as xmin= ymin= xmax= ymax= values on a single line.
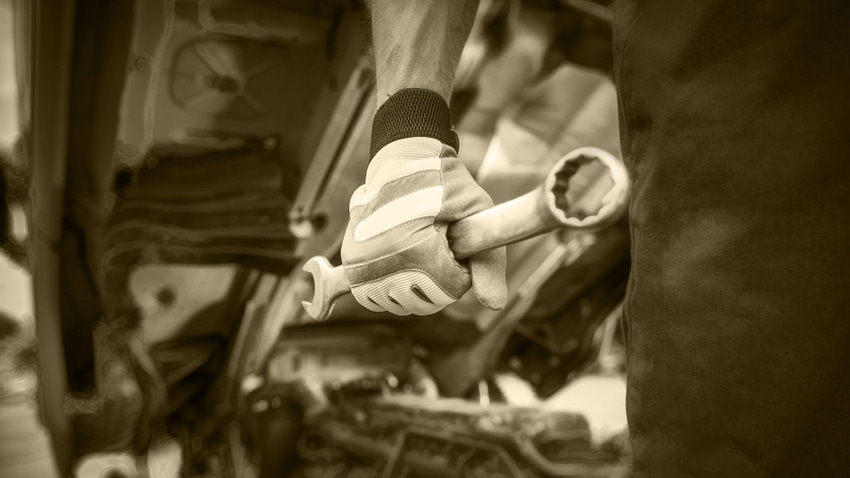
xmin=468 ymin=246 xmax=507 ymax=310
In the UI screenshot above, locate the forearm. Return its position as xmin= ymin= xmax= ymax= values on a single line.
xmin=369 ymin=0 xmax=479 ymax=108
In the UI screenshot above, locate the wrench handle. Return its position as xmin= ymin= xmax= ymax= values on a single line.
xmin=447 ymin=184 xmax=556 ymax=260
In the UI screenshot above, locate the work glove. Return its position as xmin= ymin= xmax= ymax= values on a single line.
xmin=341 ymin=134 xmax=507 ymax=316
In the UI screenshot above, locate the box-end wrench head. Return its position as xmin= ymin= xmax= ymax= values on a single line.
xmin=444 ymin=147 xmax=629 ymax=256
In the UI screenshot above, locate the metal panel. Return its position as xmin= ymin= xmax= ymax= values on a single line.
xmin=28 ymin=0 xmax=77 ymax=474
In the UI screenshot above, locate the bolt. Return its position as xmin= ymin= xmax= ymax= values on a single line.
xmin=133 ymin=54 xmax=152 ymax=72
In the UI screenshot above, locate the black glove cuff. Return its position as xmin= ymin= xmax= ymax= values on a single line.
xmin=370 ymin=88 xmax=459 ymax=159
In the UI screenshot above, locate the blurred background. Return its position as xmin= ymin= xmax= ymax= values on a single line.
xmin=1 ymin=1 xmax=629 ymax=477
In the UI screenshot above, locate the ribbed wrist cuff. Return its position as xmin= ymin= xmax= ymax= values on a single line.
xmin=370 ymin=88 xmax=459 ymax=159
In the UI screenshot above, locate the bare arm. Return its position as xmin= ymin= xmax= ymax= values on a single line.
xmin=369 ymin=0 xmax=480 ymax=108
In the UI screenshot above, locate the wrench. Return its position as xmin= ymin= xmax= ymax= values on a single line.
xmin=302 ymin=147 xmax=630 ymax=321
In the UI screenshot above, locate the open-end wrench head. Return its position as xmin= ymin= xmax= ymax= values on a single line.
xmin=301 ymin=256 xmax=337 ymax=321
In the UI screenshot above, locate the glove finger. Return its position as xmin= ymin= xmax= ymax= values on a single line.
xmin=370 ymin=292 xmax=411 ymax=316
xmin=469 ymin=246 xmax=507 ymax=310
xmin=386 ymin=272 xmax=456 ymax=316
xmin=351 ymin=285 xmax=409 ymax=315
xmin=391 ymin=291 xmax=443 ymax=316
xmin=389 ymin=281 xmax=451 ymax=316
xmin=351 ymin=279 xmax=411 ymax=316
xmin=351 ymin=286 xmax=388 ymax=313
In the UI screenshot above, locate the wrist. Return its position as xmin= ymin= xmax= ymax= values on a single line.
xmin=364 ymin=137 xmax=445 ymax=192
xmin=370 ymin=88 xmax=459 ymax=158
xmin=376 ymin=77 xmax=452 ymax=110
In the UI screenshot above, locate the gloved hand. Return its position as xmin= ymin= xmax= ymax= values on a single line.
xmin=341 ymin=136 xmax=507 ymax=316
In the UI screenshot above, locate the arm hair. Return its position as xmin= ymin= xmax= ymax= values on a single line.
xmin=368 ymin=0 xmax=480 ymax=108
